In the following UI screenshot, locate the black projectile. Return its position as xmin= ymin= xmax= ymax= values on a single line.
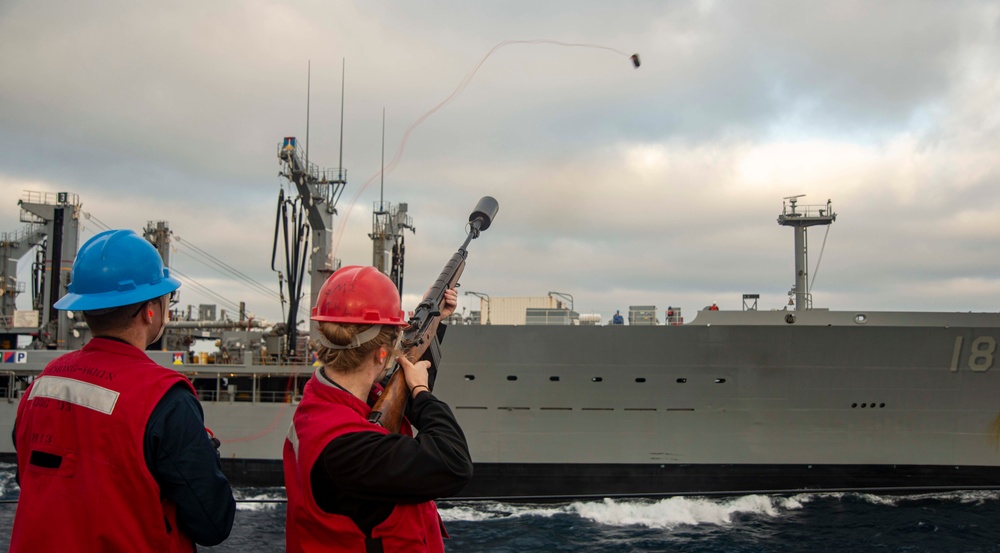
xmin=630 ymin=53 xmax=641 ymax=68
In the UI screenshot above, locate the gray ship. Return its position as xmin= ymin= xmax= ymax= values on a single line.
xmin=3 ymin=141 xmax=1000 ymax=500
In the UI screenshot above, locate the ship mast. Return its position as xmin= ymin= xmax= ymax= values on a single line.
xmin=368 ymin=108 xmax=414 ymax=296
xmin=274 ymin=62 xmax=348 ymax=359
xmin=777 ymin=196 xmax=836 ymax=311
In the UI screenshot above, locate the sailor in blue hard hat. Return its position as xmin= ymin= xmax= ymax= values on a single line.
xmin=54 ymin=228 xmax=182 ymax=340
xmin=10 ymin=229 xmax=235 ymax=552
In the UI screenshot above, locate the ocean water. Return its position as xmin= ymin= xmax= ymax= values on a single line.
xmin=3 ymin=464 xmax=1000 ymax=552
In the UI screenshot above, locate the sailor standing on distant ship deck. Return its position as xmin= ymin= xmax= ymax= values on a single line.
xmin=10 ymin=229 xmax=235 ymax=552
xmin=283 ymin=265 xmax=472 ymax=553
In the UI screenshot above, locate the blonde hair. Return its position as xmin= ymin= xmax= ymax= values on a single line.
xmin=316 ymin=322 xmax=401 ymax=374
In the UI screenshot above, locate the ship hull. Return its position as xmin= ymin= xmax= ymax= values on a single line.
xmin=4 ymin=310 xmax=1000 ymax=499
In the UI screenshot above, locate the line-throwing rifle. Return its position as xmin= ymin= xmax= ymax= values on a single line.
xmin=368 ymin=196 xmax=499 ymax=433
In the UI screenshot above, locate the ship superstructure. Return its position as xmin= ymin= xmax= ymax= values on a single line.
xmin=0 ymin=191 xmax=81 ymax=350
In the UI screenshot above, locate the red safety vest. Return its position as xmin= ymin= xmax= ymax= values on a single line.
xmin=284 ymin=373 xmax=446 ymax=553
xmin=11 ymin=338 xmax=198 ymax=553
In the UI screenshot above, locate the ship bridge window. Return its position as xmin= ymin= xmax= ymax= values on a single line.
xmin=591 ymin=377 xmax=603 ymax=383
xmin=507 ymin=375 xmax=518 ymax=381
xmin=635 ymin=377 xmax=646 ymax=383
xmin=464 ymin=375 xmax=475 ymax=381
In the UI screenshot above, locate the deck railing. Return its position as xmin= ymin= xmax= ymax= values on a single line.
xmin=21 ymin=190 xmax=80 ymax=207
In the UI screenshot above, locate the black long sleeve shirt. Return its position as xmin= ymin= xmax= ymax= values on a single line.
xmin=144 ymin=384 xmax=237 ymax=546
xmin=310 ymin=388 xmax=473 ymax=534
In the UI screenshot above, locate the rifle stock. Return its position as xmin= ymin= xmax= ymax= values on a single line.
xmin=367 ymin=196 xmax=498 ymax=433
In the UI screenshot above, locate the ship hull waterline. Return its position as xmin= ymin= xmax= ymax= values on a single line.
xmin=3 ymin=311 xmax=1000 ymax=500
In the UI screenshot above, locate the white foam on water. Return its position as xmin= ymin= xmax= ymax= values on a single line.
xmin=442 ymin=495 xmax=805 ymax=528
xmin=439 ymin=501 xmax=570 ymax=522
xmin=848 ymin=489 xmax=1000 ymax=507
xmin=569 ymin=495 xmax=789 ymax=529
xmin=779 ymin=493 xmax=818 ymax=510
xmin=850 ymin=492 xmax=900 ymax=506
xmin=234 ymin=488 xmax=286 ymax=511
xmin=437 ymin=504 xmax=496 ymax=522
xmin=0 ymin=462 xmax=19 ymax=499
xmin=948 ymin=490 xmax=1000 ymax=504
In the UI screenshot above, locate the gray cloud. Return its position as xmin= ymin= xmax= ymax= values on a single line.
xmin=2 ymin=0 xmax=999 ymax=326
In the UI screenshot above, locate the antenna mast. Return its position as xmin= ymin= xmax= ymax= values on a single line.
xmin=305 ymin=60 xmax=311 ymax=169
xmin=338 ymin=59 xmax=345 ymax=182
xmin=273 ymin=63 xmax=348 ymax=359
xmin=369 ymin=109 xmax=415 ymax=297
xmin=777 ymin=196 xmax=836 ymax=311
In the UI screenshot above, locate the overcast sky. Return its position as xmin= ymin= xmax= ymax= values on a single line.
xmin=2 ymin=0 xmax=999 ymax=327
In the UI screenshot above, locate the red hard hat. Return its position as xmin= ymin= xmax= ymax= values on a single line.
xmin=311 ymin=265 xmax=408 ymax=326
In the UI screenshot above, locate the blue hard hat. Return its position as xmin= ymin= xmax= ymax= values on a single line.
xmin=54 ymin=229 xmax=181 ymax=311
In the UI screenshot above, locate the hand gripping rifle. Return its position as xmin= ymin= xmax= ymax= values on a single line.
xmin=367 ymin=196 xmax=499 ymax=433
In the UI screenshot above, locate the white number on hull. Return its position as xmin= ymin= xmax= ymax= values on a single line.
xmin=950 ymin=336 xmax=997 ymax=372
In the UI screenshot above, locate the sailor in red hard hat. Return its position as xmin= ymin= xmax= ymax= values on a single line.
xmin=10 ymin=229 xmax=235 ymax=552
xmin=283 ymin=265 xmax=472 ymax=553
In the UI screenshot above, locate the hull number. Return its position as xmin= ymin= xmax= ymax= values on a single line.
xmin=950 ymin=336 xmax=997 ymax=372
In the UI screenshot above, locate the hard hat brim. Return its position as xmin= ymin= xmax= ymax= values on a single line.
xmin=54 ymin=275 xmax=181 ymax=312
